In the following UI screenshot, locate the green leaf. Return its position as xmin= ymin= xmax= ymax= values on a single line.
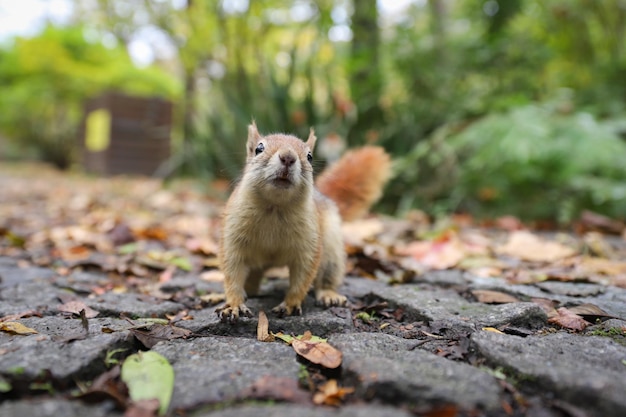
xmin=104 ymin=348 xmax=127 ymax=367
xmin=121 ymin=351 xmax=174 ymax=415
xmin=273 ymin=332 xmax=295 ymax=344
xmin=117 ymin=242 xmax=139 ymax=255
xmin=169 ymin=256 xmax=193 ymax=271
xmin=296 ymin=334 xmax=327 ymax=343
xmin=0 ymin=376 xmax=12 ymax=393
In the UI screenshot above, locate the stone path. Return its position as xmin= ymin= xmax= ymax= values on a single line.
xmin=1 ymin=255 xmax=625 ymax=417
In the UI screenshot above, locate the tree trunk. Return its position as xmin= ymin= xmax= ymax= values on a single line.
xmin=347 ymin=0 xmax=382 ymax=147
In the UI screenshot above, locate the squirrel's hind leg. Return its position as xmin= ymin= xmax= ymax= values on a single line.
xmin=314 ymin=204 xmax=347 ymax=307
xmin=314 ymin=260 xmax=347 ymax=307
xmin=314 ymin=246 xmax=347 ymax=307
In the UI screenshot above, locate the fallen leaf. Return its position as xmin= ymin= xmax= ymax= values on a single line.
xmin=273 ymin=332 xmax=294 ymax=344
xmin=130 ymin=325 xmax=192 ymax=349
xmin=548 ymin=307 xmax=589 ymax=331
xmin=165 ymin=310 xmax=190 ymax=323
xmin=566 ymin=304 xmax=617 ymax=322
xmin=76 ymin=365 xmax=127 ymax=409
xmin=121 ymin=351 xmax=174 ymax=416
xmin=312 ymin=379 xmax=354 ymax=406
xmin=578 ymin=257 xmax=626 ymax=275
xmin=199 ymin=293 xmax=225 ymax=305
xmin=578 ymin=210 xmax=624 ymax=234
xmin=291 ymin=339 xmax=342 ymax=369
xmin=471 ymin=290 xmax=519 ymax=304
xmin=0 ymin=310 xmax=42 ymax=322
xmin=397 ymin=234 xmax=467 ymax=270
xmin=341 ymin=218 xmax=384 ymax=245
xmin=421 ymin=405 xmax=459 ymax=417
xmin=0 ymin=321 xmax=38 ymax=335
xmin=497 ymin=231 xmax=576 ymax=262
xmin=240 ymin=376 xmax=310 ymax=404
xmin=482 ymin=327 xmax=505 ymax=334
xmin=199 ymin=270 xmax=225 ymax=282
xmin=257 ymin=311 xmax=273 ymax=342
xmin=58 ymin=301 xmax=99 ymax=318
xmin=530 ymin=298 xmax=559 ymax=319
xmin=125 ymin=399 xmax=160 ymax=417
xmin=495 ymin=215 xmax=525 ymax=231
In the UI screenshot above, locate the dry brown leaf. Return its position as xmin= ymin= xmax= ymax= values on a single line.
xmin=312 ymin=379 xmax=354 ymax=406
xmin=58 ymin=300 xmax=100 ymax=318
xmin=578 ymin=257 xmax=626 ymax=275
xmin=471 ymin=290 xmax=519 ymax=304
xmin=199 ymin=270 xmax=225 ymax=282
xmin=397 ymin=235 xmax=467 ymax=270
xmin=241 ymin=376 xmax=311 ymax=404
xmin=291 ymin=339 xmax=343 ymax=369
xmin=566 ymin=304 xmax=617 ymax=322
xmin=125 ymin=399 xmax=160 ymax=417
xmin=531 ymin=297 xmax=559 ymax=319
xmin=131 ymin=325 xmax=192 ymax=349
xmin=199 ymin=293 xmax=225 ymax=305
xmin=497 ymin=231 xmax=577 ymax=262
xmin=0 ymin=310 xmax=42 ymax=322
xmin=578 ymin=210 xmax=624 ymax=234
xmin=341 ymin=218 xmax=384 ymax=245
xmin=0 ymin=321 xmax=38 ymax=335
xmin=548 ymin=307 xmax=589 ymax=331
xmin=257 ymin=311 xmax=273 ymax=342
xmin=185 ymin=237 xmax=218 ymax=255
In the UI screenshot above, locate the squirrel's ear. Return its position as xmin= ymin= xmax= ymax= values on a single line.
xmin=306 ymin=127 xmax=317 ymax=151
xmin=247 ymin=122 xmax=261 ymax=156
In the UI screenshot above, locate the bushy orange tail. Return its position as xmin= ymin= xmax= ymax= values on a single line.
xmin=316 ymin=146 xmax=391 ymax=221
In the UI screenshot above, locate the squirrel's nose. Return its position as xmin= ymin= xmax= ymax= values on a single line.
xmin=279 ymin=152 xmax=296 ymax=167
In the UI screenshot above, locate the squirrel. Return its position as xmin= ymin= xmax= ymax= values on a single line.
xmin=216 ymin=122 xmax=391 ymax=321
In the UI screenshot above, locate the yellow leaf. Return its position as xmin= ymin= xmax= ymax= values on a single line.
xmin=0 ymin=322 xmax=38 ymax=335
xmin=312 ymin=379 xmax=355 ymax=406
xmin=482 ymin=327 xmax=505 ymax=334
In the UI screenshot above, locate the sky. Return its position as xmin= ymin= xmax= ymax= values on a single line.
xmin=0 ymin=0 xmax=419 ymax=65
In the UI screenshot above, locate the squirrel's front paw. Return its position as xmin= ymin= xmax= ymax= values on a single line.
xmin=315 ymin=289 xmax=347 ymax=307
xmin=216 ymin=303 xmax=253 ymax=323
xmin=272 ymin=301 xmax=302 ymax=317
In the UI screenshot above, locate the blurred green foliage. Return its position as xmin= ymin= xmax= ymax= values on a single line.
xmin=0 ymin=25 xmax=179 ymax=168
xmin=0 ymin=0 xmax=624 ymax=222
xmin=394 ymin=99 xmax=626 ymax=223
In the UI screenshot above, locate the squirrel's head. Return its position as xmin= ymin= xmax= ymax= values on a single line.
xmin=243 ymin=122 xmax=316 ymax=203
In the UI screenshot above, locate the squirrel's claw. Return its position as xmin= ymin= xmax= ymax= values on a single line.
xmin=315 ymin=290 xmax=347 ymax=307
xmin=272 ymin=302 xmax=302 ymax=317
xmin=216 ymin=303 xmax=253 ymax=323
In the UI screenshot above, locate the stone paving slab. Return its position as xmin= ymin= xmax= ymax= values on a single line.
xmin=330 ymin=332 xmax=502 ymax=412
xmin=472 ymin=331 xmax=626 ymax=417
xmin=191 ymin=404 xmax=415 ymax=417
xmin=0 ymin=398 xmax=123 ymax=417
xmin=1 ymin=260 xmax=626 ymax=416
xmin=152 ymin=337 xmax=297 ymax=410
xmin=0 ymin=316 xmax=133 ymax=383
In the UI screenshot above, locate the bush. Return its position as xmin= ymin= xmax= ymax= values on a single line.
xmin=392 ymin=102 xmax=626 ymax=222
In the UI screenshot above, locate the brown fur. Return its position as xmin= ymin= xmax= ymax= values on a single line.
xmin=316 ymin=146 xmax=392 ymax=221
xmin=216 ymin=123 xmax=390 ymax=321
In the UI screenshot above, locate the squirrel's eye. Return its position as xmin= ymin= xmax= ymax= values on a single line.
xmin=307 ymin=152 xmax=313 ymax=162
xmin=255 ymin=143 xmax=265 ymax=155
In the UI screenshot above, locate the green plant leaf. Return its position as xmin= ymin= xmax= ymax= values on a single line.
xmin=121 ymin=351 xmax=174 ymax=415
xmin=0 ymin=377 xmax=11 ymax=393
